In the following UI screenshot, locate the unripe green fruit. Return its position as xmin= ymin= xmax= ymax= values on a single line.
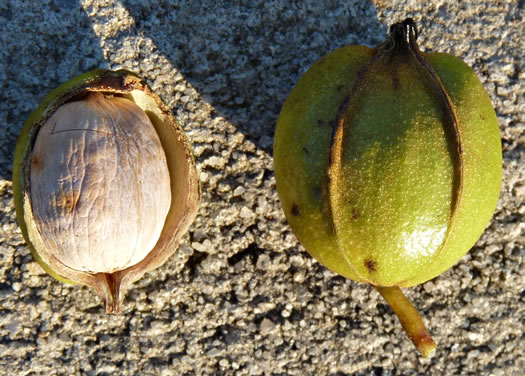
xmin=274 ymin=19 xmax=502 ymax=356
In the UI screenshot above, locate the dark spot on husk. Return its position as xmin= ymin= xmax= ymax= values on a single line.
xmin=337 ymin=85 xmax=344 ymax=92
xmin=302 ymin=146 xmax=309 ymax=155
xmin=291 ymin=203 xmax=300 ymax=216
xmin=364 ymin=259 xmax=377 ymax=273
xmin=317 ymin=119 xmax=326 ymax=127
xmin=351 ymin=208 xmax=360 ymax=220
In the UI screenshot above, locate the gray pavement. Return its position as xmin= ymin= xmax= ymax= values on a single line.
xmin=0 ymin=1 xmax=523 ymax=375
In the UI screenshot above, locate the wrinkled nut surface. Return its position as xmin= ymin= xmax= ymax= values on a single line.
xmin=13 ymin=69 xmax=200 ymax=313
xmin=274 ymin=19 xmax=502 ymax=357
xmin=30 ymin=93 xmax=171 ymax=273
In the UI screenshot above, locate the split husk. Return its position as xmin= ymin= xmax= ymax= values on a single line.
xmin=13 ymin=69 xmax=200 ymax=313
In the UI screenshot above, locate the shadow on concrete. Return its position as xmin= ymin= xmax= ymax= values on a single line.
xmin=0 ymin=1 xmax=387 ymax=180
xmin=0 ymin=0 xmax=106 ymax=180
xmin=119 ymin=1 xmax=386 ymax=152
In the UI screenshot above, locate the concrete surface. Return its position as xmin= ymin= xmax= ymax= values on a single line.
xmin=0 ymin=0 xmax=523 ymax=375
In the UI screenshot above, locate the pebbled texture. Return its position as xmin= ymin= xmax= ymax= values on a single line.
xmin=0 ymin=1 xmax=522 ymax=374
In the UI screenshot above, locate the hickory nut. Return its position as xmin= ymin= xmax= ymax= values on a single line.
xmin=273 ymin=19 xmax=502 ymax=356
xmin=13 ymin=69 xmax=200 ymax=313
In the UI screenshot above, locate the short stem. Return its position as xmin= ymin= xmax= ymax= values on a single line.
xmin=91 ymin=273 xmax=121 ymax=314
xmin=104 ymin=273 xmax=123 ymax=314
xmin=375 ymin=285 xmax=436 ymax=358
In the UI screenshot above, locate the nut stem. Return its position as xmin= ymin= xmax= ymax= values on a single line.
xmin=375 ymin=285 xmax=436 ymax=357
xmin=89 ymin=272 xmax=123 ymax=314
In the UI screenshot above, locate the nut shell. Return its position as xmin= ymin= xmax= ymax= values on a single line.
xmin=30 ymin=93 xmax=172 ymax=273
xmin=13 ymin=69 xmax=200 ymax=313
